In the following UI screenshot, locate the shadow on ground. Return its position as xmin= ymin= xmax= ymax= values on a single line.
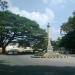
xmin=0 ymin=60 xmax=75 ymax=75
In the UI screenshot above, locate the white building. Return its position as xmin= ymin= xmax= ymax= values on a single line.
xmin=6 ymin=43 xmax=33 ymax=53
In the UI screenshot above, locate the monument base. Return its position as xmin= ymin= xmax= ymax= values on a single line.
xmin=43 ymin=51 xmax=67 ymax=58
xmin=32 ymin=50 xmax=68 ymax=58
xmin=47 ymin=50 xmax=53 ymax=52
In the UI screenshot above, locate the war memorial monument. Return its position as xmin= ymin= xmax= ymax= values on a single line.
xmin=43 ymin=23 xmax=66 ymax=58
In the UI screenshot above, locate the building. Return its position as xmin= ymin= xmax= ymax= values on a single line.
xmin=6 ymin=43 xmax=33 ymax=53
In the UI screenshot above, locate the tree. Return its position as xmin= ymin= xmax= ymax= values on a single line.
xmin=60 ymin=30 xmax=75 ymax=53
xmin=32 ymin=34 xmax=47 ymax=52
xmin=0 ymin=0 xmax=47 ymax=54
xmin=60 ymin=11 xmax=75 ymax=53
xmin=51 ymin=37 xmax=61 ymax=51
xmin=0 ymin=10 xmax=47 ymax=54
xmin=61 ymin=11 xmax=75 ymax=34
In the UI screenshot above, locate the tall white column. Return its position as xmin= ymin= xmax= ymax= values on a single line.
xmin=44 ymin=23 xmax=63 ymax=58
xmin=47 ymin=23 xmax=53 ymax=52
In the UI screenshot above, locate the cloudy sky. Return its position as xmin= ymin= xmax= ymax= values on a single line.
xmin=5 ymin=0 xmax=75 ymax=40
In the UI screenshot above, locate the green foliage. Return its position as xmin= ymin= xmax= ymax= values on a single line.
xmin=61 ymin=12 xmax=75 ymax=34
xmin=52 ymin=37 xmax=61 ymax=51
xmin=0 ymin=10 xmax=47 ymax=53
xmin=32 ymin=34 xmax=47 ymax=51
xmin=60 ymin=11 xmax=75 ymax=53
xmin=60 ymin=31 xmax=75 ymax=50
xmin=0 ymin=0 xmax=47 ymax=54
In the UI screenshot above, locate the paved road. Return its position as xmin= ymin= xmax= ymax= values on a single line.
xmin=0 ymin=55 xmax=75 ymax=66
xmin=0 ymin=55 xmax=75 ymax=75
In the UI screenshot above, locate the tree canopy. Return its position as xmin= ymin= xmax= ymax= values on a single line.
xmin=60 ymin=11 xmax=75 ymax=53
xmin=0 ymin=10 xmax=47 ymax=53
xmin=61 ymin=12 xmax=75 ymax=34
